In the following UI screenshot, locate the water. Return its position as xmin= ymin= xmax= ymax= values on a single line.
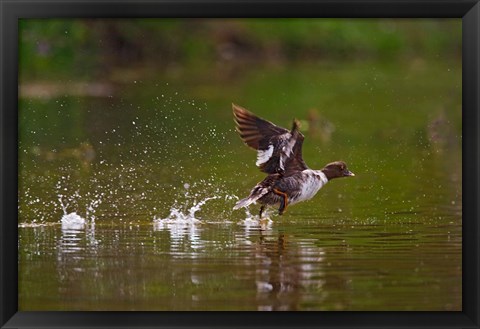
xmin=18 ymin=60 xmax=462 ymax=311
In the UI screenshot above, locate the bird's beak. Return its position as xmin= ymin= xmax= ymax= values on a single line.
xmin=344 ymin=170 xmax=355 ymax=177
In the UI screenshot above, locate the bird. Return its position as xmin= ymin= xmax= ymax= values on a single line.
xmin=232 ymin=103 xmax=355 ymax=217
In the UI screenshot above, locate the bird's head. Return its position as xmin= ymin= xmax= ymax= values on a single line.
xmin=321 ymin=161 xmax=355 ymax=180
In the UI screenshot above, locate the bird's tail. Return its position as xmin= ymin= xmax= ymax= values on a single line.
xmin=233 ymin=185 xmax=270 ymax=210
xmin=233 ymin=197 xmax=256 ymax=210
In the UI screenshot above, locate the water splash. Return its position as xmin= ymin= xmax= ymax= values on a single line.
xmin=153 ymin=195 xmax=220 ymax=225
xmin=60 ymin=212 xmax=86 ymax=231
xmin=57 ymin=192 xmax=100 ymax=255
xmin=238 ymin=207 xmax=274 ymax=231
xmin=19 ymin=90 xmax=249 ymax=227
xmin=58 ymin=192 xmax=102 ymax=231
xmin=152 ymin=195 xmax=222 ymax=246
xmin=188 ymin=196 xmax=220 ymax=218
xmin=58 ymin=195 xmax=85 ymax=230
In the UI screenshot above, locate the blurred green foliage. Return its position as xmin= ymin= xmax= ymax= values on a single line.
xmin=19 ymin=18 xmax=461 ymax=80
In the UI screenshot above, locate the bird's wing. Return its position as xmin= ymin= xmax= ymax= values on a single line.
xmin=283 ymin=130 xmax=309 ymax=177
xmin=233 ymin=103 xmax=308 ymax=175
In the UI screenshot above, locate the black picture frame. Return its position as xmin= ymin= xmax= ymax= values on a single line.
xmin=1 ymin=0 xmax=479 ymax=328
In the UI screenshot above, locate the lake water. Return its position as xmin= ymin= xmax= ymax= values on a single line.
xmin=18 ymin=59 xmax=462 ymax=311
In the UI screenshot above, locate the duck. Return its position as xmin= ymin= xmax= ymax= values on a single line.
xmin=232 ymin=104 xmax=355 ymax=217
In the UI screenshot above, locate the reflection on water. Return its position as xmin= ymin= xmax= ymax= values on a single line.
xmin=151 ymin=210 xmax=328 ymax=311
xmin=248 ymin=231 xmax=327 ymax=311
xmin=23 ymin=221 xmax=333 ymax=311
xmin=153 ymin=218 xmax=201 ymax=251
xmin=19 ymin=209 xmax=461 ymax=311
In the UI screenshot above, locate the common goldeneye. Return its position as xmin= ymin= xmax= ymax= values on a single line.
xmin=232 ymin=104 xmax=355 ymax=217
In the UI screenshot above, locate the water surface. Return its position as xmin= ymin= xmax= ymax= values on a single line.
xmin=19 ymin=60 xmax=462 ymax=311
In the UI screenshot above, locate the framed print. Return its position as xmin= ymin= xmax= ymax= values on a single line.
xmin=1 ymin=0 xmax=479 ymax=328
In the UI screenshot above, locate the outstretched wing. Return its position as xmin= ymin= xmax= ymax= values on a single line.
xmin=283 ymin=131 xmax=309 ymax=176
xmin=233 ymin=103 xmax=308 ymax=175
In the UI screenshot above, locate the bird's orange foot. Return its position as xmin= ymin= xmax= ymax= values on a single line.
xmin=273 ymin=188 xmax=288 ymax=215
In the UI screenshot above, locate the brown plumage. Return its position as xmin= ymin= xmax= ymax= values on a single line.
xmin=233 ymin=104 xmax=307 ymax=175
xmin=232 ymin=104 xmax=355 ymax=217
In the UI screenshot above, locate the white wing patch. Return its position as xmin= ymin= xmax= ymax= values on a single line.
xmin=256 ymin=145 xmax=274 ymax=166
xmin=279 ymin=134 xmax=296 ymax=170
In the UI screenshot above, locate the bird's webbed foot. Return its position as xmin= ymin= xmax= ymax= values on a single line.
xmin=273 ymin=188 xmax=289 ymax=215
xmin=259 ymin=205 xmax=266 ymax=218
